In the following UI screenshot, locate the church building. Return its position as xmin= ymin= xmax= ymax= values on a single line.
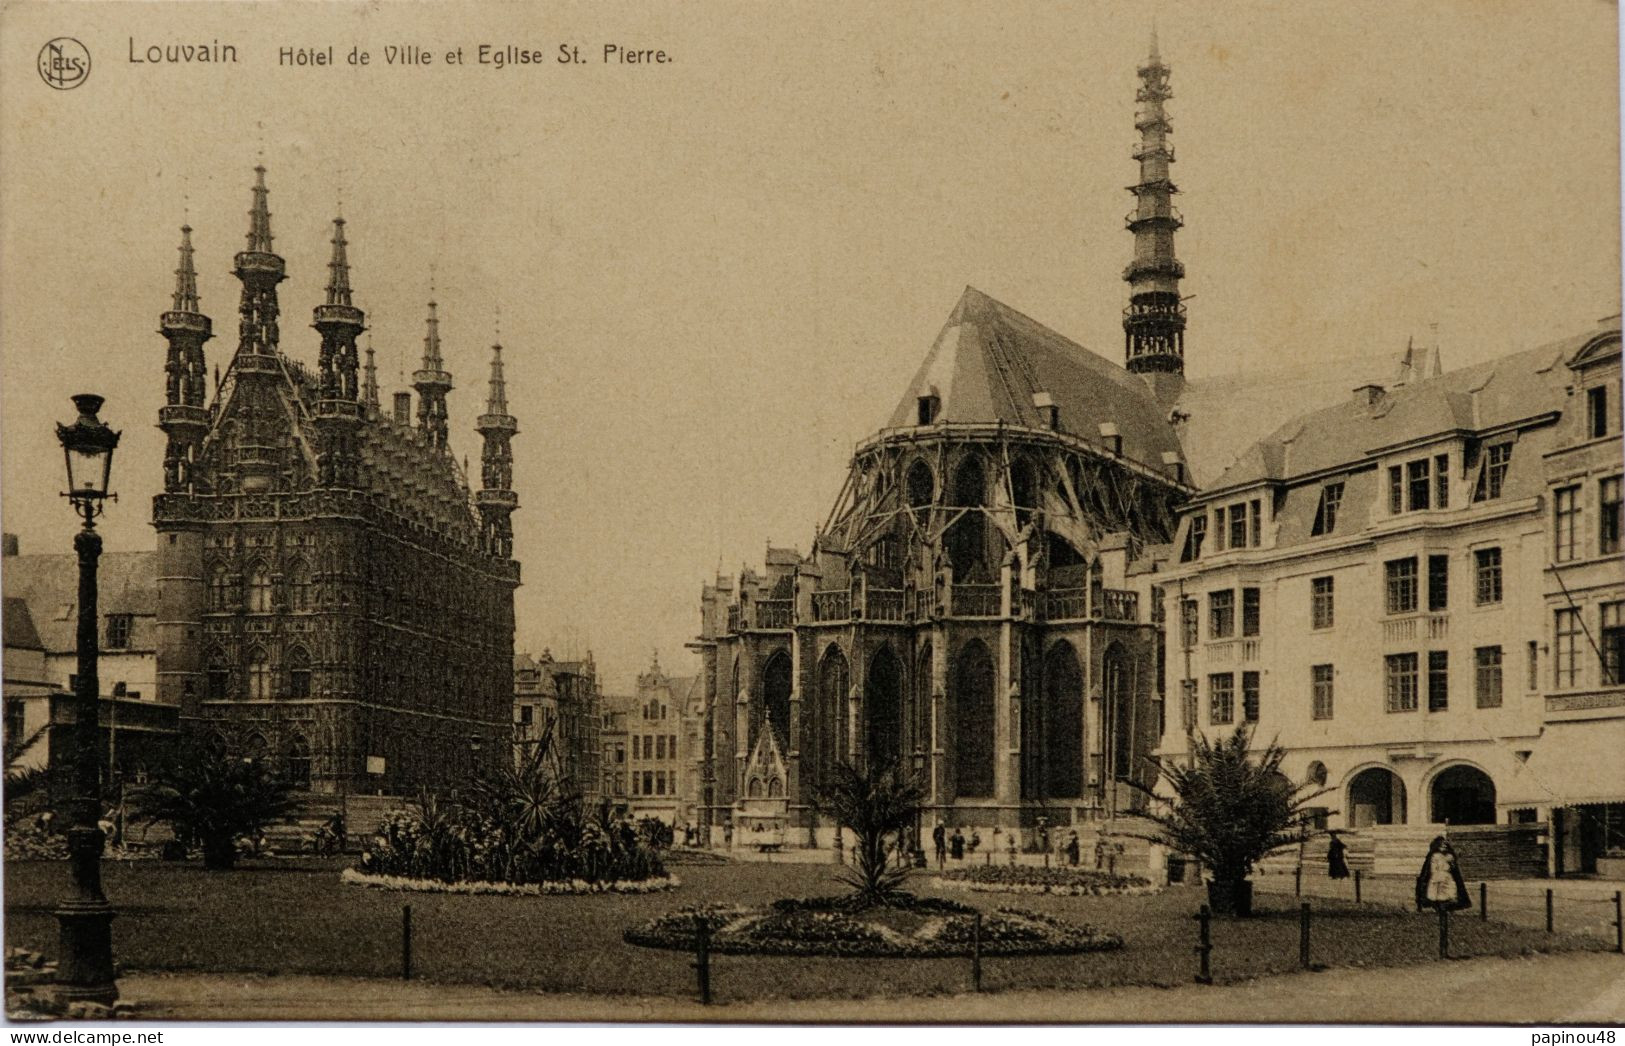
xmin=150 ymin=168 xmax=522 ymax=795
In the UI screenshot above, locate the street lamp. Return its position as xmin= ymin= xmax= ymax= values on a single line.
xmin=911 ymin=745 xmax=926 ymax=866
xmin=53 ymin=393 xmax=120 ymax=1006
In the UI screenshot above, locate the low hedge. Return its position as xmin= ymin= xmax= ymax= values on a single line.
xmin=342 ymin=868 xmax=680 ymax=896
xmin=624 ymin=895 xmax=1123 ymax=958
xmin=934 ymin=865 xmax=1159 ymax=896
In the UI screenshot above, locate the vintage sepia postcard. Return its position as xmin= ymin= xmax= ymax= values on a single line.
xmin=1 ymin=0 xmax=1621 ymax=1033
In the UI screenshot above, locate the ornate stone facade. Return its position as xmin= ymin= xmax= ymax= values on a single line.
xmin=151 ymin=168 xmax=521 ymax=795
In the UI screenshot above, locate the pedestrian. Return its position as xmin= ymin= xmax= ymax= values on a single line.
xmin=1414 ymin=835 xmax=1470 ymax=912
xmin=1094 ymin=836 xmax=1107 ymax=870
xmin=1065 ymin=830 xmax=1080 ymax=866
xmin=950 ymin=827 xmax=965 ymax=861
xmin=969 ymin=828 xmax=981 ymax=853
xmin=1326 ymin=829 xmax=1350 ymax=880
xmin=933 ymin=822 xmax=947 ymax=867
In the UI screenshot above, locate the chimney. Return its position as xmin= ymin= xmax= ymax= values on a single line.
xmin=393 ymin=390 xmax=413 ymax=425
xmin=1353 ymin=384 xmax=1386 ymax=411
xmin=2 ymin=532 xmax=17 ymax=557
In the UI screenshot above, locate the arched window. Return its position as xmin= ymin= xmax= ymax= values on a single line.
xmin=287 ymin=647 xmax=312 ymax=699
xmin=947 ymin=458 xmax=989 ymax=578
xmin=865 ymin=646 xmax=903 ymax=770
xmin=906 ymin=460 xmax=935 ymax=521
xmin=812 ymin=645 xmax=849 ymax=791
xmin=1043 ymin=641 xmax=1084 ymax=799
xmin=248 ymin=564 xmax=272 ymax=613
xmin=287 ymin=560 xmax=311 ymax=612
xmin=209 ymin=566 xmax=230 ymax=611
xmin=283 ymin=734 xmax=312 ymax=789
xmin=206 ymin=649 xmax=230 ymax=700
xmin=762 ymin=650 xmax=793 ymax=750
xmin=1010 ymin=458 xmax=1037 ymax=531
xmin=248 ymin=648 xmax=271 ymax=700
xmin=953 ymin=640 xmax=996 ymax=797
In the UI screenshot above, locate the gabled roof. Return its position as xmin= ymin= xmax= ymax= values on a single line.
xmin=886 ymin=287 xmax=1186 ymax=473
xmin=1203 ymin=325 xmax=1606 ymax=493
xmin=2 ymin=551 xmax=156 ymax=655
xmin=2 ymin=596 xmax=43 ymax=652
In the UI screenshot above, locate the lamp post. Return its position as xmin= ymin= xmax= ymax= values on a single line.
xmin=53 ymin=393 xmax=120 ymax=1006
xmin=911 ymin=745 xmax=926 ymax=865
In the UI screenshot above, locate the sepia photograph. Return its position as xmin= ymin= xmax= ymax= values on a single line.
xmin=0 ymin=0 xmax=1621 ymax=1033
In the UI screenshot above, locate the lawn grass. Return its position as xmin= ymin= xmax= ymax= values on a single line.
xmin=3 ymin=858 xmax=1603 ymax=1002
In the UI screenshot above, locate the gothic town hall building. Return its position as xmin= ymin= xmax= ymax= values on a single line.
xmin=151 ymin=168 xmax=521 ymax=795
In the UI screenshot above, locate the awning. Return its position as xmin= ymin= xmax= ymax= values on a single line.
xmin=1499 ymin=718 xmax=1625 ymax=807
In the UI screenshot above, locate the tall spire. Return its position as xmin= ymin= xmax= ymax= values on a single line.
xmin=476 ymin=340 xmax=519 ymax=559
xmin=159 ymin=223 xmax=213 ymax=493
xmin=172 ymin=224 xmax=201 ymax=313
xmin=325 ymin=217 xmax=354 ymax=306
xmin=1122 ymin=29 xmax=1188 ymax=378
xmin=245 ymin=165 xmax=274 ymax=254
xmin=413 ymin=299 xmax=454 ymax=451
xmin=362 ymin=339 xmax=380 ymax=409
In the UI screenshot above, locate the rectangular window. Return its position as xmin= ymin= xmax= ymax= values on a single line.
xmin=656 ymin=736 xmax=666 ymax=759
xmin=1242 ymin=588 xmax=1261 ymax=637
xmin=1389 ymin=465 xmax=1404 ymax=515
xmin=655 ymin=772 xmax=667 ymax=796
xmin=1385 ymin=557 xmax=1418 ymax=615
xmin=1427 ymin=651 xmax=1449 ymax=712
xmin=1212 ymin=509 xmax=1228 ymax=553
xmin=4 ymin=699 xmax=25 ymax=744
xmin=1182 ymin=515 xmax=1207 ymax=562
xmin=1588 ymin=385 xmax=1610 ymax=439
xmin=1527 ymin=640 xmax=1539 ymax=692
xmin=1180 ymin=599 xmax=1199 ymax=649
xmin=1242 ymin=671 xmax=1260 ymax=723
xmin=1555 ymin=609 xmax=1582 ymax=688
xmin=1474 ymin=443 xmax=1513 ymax=502
xmin=1407 ymin=458 xmax=1432 ymax=512
xmin=1311 ymin=483 xmax=1345 ymax=536
xmin=1474 ymin=548 xmax=1503 ymax=605
xmin=1475 ymin=646 xmax=1503 ymax=708
xmin=1208 ymin=673 xmax=1235 ymax=725
xmin=1555 ymin=486 xmax=1581 ymax=562
xmin=642 ymin=771 xmax=654 ymax=795
xmin=1311 ymin=664 xmax=1334 ymax=720
xmin=1249 ymin=499 xmax=1262 ymax=548
xmin=104 ymin=614 xmax=132 ymax=650
xmin=1311 ymin=576 xmax=1335 ymax=630
xmin=1601 ymin=476 xmax=1622 ymax=556
xmin=207 ymin=668 xmax=229 ymax=700
xmin=1228 ymin=503 xmax=1248 ymax=551
xmin=519 ymin=705 xmax=533 ymax=726
xmin=1386 ymin=653 xmax=1420 ymax=712
xmin=1602 ymin=602 xmax=1625 ymax=686
xmin=1209 ymin=591 xmax=1235 ymax=639
xmin=1435 ymin=454 xmax=1450 ymax=509
xmin=1427 ymin=554 xmax=1449 ymax=611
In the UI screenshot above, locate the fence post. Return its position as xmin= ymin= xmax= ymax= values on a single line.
xmin=1546 ymin=888 xmax=1554 ymax=934
xmin=1437 ymin=905 xmax=1450 ymax=960
xmin=1354 ymin=870 xmax=1362 ymax=905
xmin=1479 ymin=882 xmax=1487 ymax=921
xmin=1108 ymin=853 xmax=1117 ymax=876
xmin=401 ymin=904 xmax=412 ymax=981
xmin=1044 ymin=852 xmax=1050 ymax=869
xmin=693 ymin=914 xmax=712 ymax=1005
xmin=1294 ymin=865 xmax=1302 ymax=897
xmin=1614 ymin=891 xmax=1623 ymax=954
xmin=1193 ymin=905 xmax=1213 ymax=985
xmin=971 ymin=912 xmax=983 ymax=992
xmin=1299 ymin=902 xmax=1311 ymax=969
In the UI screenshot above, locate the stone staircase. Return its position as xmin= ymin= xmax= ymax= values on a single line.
xmin=259 ymin=793 xmax=347 ymax=854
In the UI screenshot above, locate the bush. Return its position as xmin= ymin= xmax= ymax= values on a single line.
xmin=816 ymin=760 xmax=926 ymax=907
xmin=128 ymin=742 xmax=297 ymax=870
xmin=936 ymin=865 xmax=1158 ymax=896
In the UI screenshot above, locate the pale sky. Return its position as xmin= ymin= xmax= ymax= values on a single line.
xmin=2 ymin=1 xmax=1619 ymax=692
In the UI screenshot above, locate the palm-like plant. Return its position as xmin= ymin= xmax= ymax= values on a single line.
xmin=129 ymin=742 xmax=297 ymax=870
xmin=1132 ymin=726 xmax=1328 ymax=915
xmin=817 ymin=759 xmax=927 ymax=908
xmin=3 ymin=724 xmax=52 ymax=821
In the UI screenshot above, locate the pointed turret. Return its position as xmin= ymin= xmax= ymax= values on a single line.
xmin=413 ymin=300 xmax=454 ymax=451
xmin=1123 ymin=30 xmax=1187 ymax=379
xmin=475 ymin=341 xmax=519 ymax=559
xmin=362 ymin=340 xmax=380 ymax=411
xmin=158 ymin=224 xmax=213 ymax=492
xmin=312 ymin=217 xmax=366 ymax=487
xmin=232 ymin=166 xmax=286 ymax=360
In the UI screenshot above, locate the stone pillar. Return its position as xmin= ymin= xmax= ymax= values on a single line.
xmin=931 ymin=622 xmax=948 ymax=811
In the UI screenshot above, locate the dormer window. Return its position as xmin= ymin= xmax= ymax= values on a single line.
xmin=1098 ymin=422 xmax=1122 ymax=456
xmin=917 ymin=394 xmax=940 ymax=426
xmin=1473 ymin=443 xmax=1513 ymax=502
xmin=1588 ymin=385 xmax=1611 ymax=439
xmin=1389 ymin=454 xmax=1447 ymax=514
xmin=1311 ymin=482 xmax=1345 ymax=536
xmin=1032 ymin=392 xmax=1059 ymax=431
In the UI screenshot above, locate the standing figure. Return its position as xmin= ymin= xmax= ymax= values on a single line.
xmin=1326 ymin=830 xmax=1350 ymax=880
xmin=933 ymin=822 xmax=947 ymax=867
xmin=1065 ymin=830 xmax=1081 ymax=866
xmin=950 ymin=827 xmax=965 ymax=861
xmin=1414 ymin=836 xmax=1471 ymax=912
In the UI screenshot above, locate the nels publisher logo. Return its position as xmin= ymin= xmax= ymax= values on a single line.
xmin=38 ymin=37 xmax=91 ymax=90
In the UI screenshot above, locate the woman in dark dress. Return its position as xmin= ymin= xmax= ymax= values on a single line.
xmin=1326 ymin=830 xmax=1350 ymax=880
xmin=1414 ymin=836 xmax=1471 ymax=912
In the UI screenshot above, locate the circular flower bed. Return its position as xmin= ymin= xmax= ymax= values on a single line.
xmin=624 ymin=895 xmax=1123 ymax=957
xmin=342 ymin=867 xmax=679 ymax=896
xmin=934 ymin=865 xmax=1159 ymax=897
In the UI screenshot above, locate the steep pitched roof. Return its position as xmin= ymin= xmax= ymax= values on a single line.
xmin=2 ymin=596 xmax=43 ymax=652
xmin=886 ymin=287 xmax=1186 ymax=473
xmin=2 ymin=551 xmax=156 ymax=655
xmin=1204 ymin=327 xmax=1601 ymax=493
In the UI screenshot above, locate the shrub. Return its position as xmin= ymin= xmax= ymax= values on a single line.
xmin=936 ymin=865 xmax=1158 ymax=896
xmin=128 ymin=742 xmax=297 ymax=870
xmin=816 ymin=760 xmax=926 ymax=907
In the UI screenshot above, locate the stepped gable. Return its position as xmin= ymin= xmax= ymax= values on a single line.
xmin=886 ymin=286 xmax=1187 ymax=474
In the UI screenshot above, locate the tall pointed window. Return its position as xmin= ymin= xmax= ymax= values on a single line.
xmin=209 ymin=566 xmax=230 ymax=611
xmin=248 ymin=648 xmax=271 ymax=700
xmin=248 ymin=564 xmax=272 ymax=613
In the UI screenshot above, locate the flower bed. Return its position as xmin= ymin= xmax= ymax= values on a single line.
xmin=934 ymin=865 xmax=1159 ymax=897
xmin=624 ymin=895 xmax=1124 ymax=957
xmin=342 ymin=867 xmax=679 ymax=896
